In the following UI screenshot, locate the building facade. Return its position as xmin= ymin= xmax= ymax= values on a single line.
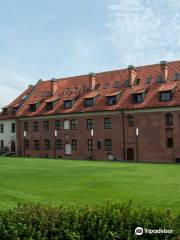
xmin=1 ymin=61 xmax=180 ymax=163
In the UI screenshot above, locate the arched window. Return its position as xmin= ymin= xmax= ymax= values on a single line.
xmin=65 ymin=143 xmax=72 ymax=155
xmin=165 ymin=113 xmax=173 ymax=126
xmin=127 ymin=115 xmax=134 ymax=127
xmin=64 ymin=120 xmax=70 ymax=130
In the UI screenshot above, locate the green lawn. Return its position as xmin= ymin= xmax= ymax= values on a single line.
xmin=0 ymin=157 xmax=179 ymax=215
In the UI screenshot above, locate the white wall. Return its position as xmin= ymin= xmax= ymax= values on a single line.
xmin=0 ymin=119 xmax=16 ymax=151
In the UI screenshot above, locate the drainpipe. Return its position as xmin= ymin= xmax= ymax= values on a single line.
xmin=122 ymin=110 xmax=126 ymax=161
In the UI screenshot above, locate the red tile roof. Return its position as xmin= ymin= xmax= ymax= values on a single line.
xmin=105 ymin=90 xmax=121 ymax=97
xmin=158 ymin=83 xmax=177 ymax=92
xmin=83 ymin=91 xmax=100 ymax=99
xmin=131 ymin=87 xmax=147 ymax=94
xmin=1 ymin=60 xmax=180 ymax=119
xmin=45 ymin=96 xmax=60 ymax=103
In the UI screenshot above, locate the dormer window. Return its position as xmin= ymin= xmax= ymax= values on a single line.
xmin=46 ymin=102 xmax=53 ymax=111
xmin=132 ymin=88 xmax=147 ymax=104
xmin=29 ymin=100 xmax=41 ymax=112
xmin=160 ymin=91 xmax=172 ymax=101
xmin=30 ymin=104 xmax=36 ymax=112
xmin=45 ymin=96 xmax=60 ymax=111
xmin=2 ymin=108 xmax=8 ymax=115
xmin=83 ymin=92 xmax=99 ymax=107
xmin=64 ymin=100 xmax=73 ymax=109
xmin=107 ymin=96 xmax=116 ymax=105
xmin=106 ymin=91 xmax=121 ymax=105
xmin=158 ymin=83 xmax=176 ymax=102
xmin=63 ymin=95 xmax=79 ymax=109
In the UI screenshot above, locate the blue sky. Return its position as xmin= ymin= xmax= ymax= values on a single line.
xmin=0 ymin=0 xmax=180 ymax=107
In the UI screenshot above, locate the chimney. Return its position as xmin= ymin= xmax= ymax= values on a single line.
xmin=88 ymin=72 xmax=96 ymax=91
xmin=51 ymin=78 xmax=58 ymax=95
xmin=128 ymin=65 xmax=136 ymax=85
xmin=160 ymin=61 xmax=168 ymax=81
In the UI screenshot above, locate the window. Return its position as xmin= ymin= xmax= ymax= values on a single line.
xmin=87 ymin=139 xmax=93 ymax=151
xmin=0 ymin=124 xmax=4 ymax=133
xmin=113 ymin=81 xmax=120 ymax=88
xmin=64 ymin=120 xmax=70 ymax=130
xmin=87 ymin=119 xmax=94 ymax=129
xmin=11 ymin=123 xmax=15 ymax=133
xmin=160 ymin=91 xmax=172 ymax=101
xmin=145 ymin=76 xmax=152 ymax=84
xmin=174 ymin=73 xmax=180 ymax=81
xmin=165 ymin=113 xmax=173 ymax=126
xmin=25 ymin=139 xmax=29 ymax=150
xmin=104 ymin=118 xmax=112 ymax=129
xmin=127 ymin=115 xmax=134 ymax=127
xmin=105 ymin=139 xmax=112 ymax=151
xmin=3 ymin=108 xmax=8 ymax=115
xmin=124 ymin=80 xmax=130 ymax=87
xmin=29 ymin=104 xmax=36 ymax=112
xmin=72 ymin=139 xmax=77 ymax=151
xmin=103 ymin=82 xmax=110 ymax=89
xmin=46 ymin=102 xmax=53 ymax=111
xmin=107 ymin=96 xmax=117 ymax=105
xmin=85 ymin=98 xmax=94 ymax=107
xmin=134 ymin=78 xmax=140 ymax=85
xmin=133 ymin=93 xmax=145 ymax=103
xmin=44 ymin=121 xmax=49 ymax=131
xmin=55 ymin=120 xmax=61 ymax=131
xmin=97 ymin=141 xmax=101 ymax=150
xmin=156 ymin=75 xmax=165 ymax=83
xmin=45 ymin=139 xmax=50 ymax=150
xmin=64 ymin=100 xmax=73 ymax=109
xmin=0 ymin=140 xmax=4 ymax=149
xmin=34 ymin=140 xmax=40 ymax=150
xmin=56 ymin=139 xmax=62 ymax=150
xmin=33 ymin=122 xmax=38 ymax=131
xmin=71 ymin=119 xmax=77 ymax=130
xmin=24 ymin=122 xmax=28 ymax=131
xmin=167 ymin=138 xmax=173 ymax=148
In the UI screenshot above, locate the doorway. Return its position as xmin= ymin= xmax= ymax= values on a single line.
xmin=127 ymin=148 xmax=134 ymax=161
xmin=11 ymin=140 xmax=16 ymax=152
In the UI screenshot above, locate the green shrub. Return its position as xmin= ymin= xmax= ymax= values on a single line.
xmin=0 ymin=202 xmax=179 ymax=240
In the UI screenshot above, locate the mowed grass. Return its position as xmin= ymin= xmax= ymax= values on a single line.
xmin=0 ymin=157 xmax=179 ymax=215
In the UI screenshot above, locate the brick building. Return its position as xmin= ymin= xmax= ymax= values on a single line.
xmin=1 ymin=60 xmax=180 ymax=163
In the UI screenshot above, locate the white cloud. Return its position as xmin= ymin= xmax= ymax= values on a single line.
xmin=0 ymin=58 xmax=32 ymax=108
xmin=106 ymin=0 xmax=180 ymax=67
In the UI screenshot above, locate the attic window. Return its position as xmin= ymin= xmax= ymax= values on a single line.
xmin=156 ymin=75 xmax=165 ymax=83
xmin=132 ymin=88 xmax=147 ymax=104
xmin=22 ymin=95 xmax=28 ymax=100
xmin=113 ymin=81 xmax=120 ymax=88
xmin=174 ymin=73 xmax=180 ymax=81
xmin=160 ymin=91 xmax=172 ymax=102
xmin=106 ymin=91 xmax=121 ymax=106
xmin=29 ymin=104 xmax=37 ymax=112
xmin=64 ymin=100 xmax=73 ymax=109
xmin=134 ymin=78 xmax=140 ymax=85
xmin=124 ymin=80 xmax=130 ymax=87
xmin=103 ymin=82 xmax=109 ymax=89
xmin=145 ymin=76 xmax=152 ymax=84
xmin=2 ymin=108 xmax=8 ymax=115
xmin=29 ymin=101 xmax=41 ymax=112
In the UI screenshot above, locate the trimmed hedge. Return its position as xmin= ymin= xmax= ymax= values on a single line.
xmin=0 ymin=202 xmax=179 ymax=240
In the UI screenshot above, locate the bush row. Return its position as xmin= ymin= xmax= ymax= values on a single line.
xmin=0 ymin=201 xmax=179 ymax=240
